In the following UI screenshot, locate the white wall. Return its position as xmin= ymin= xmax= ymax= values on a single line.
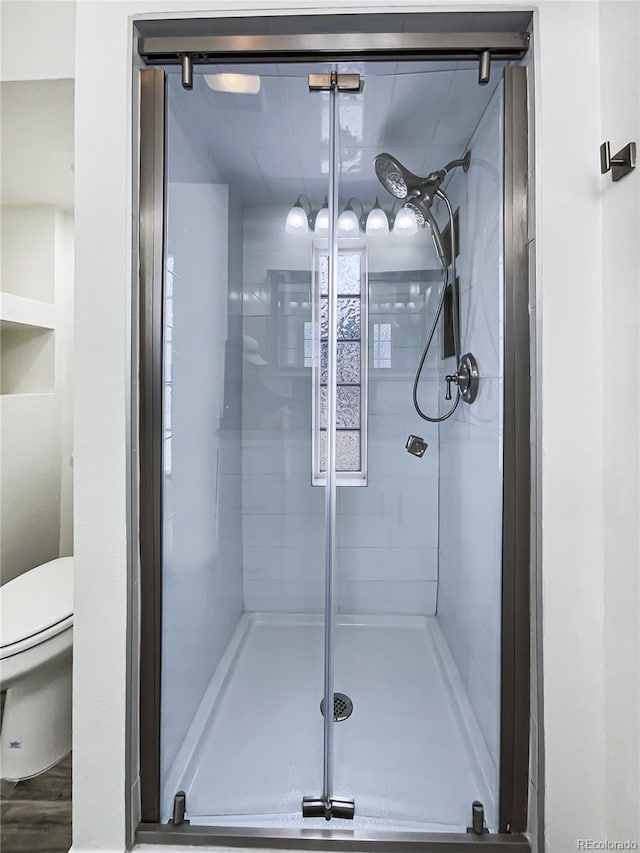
xmin=69 ymin=2 xmax=635 ymax=851
xmin=599 ymin=0 xmax=640 ymax=843
xmin=0 ymin=1 xmax=76 ymax=82
xmin=535 ymin=4 xmax=608 ymax=849
xmin=436 ymin=83 xmax=504 ymax=805
xmin=241 ymin=204 xmax=441 ymax=615
xmin=1 ymin=207 xmax=74 ymax=584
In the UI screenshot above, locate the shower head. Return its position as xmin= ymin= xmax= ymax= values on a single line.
xmin=374 ymin=153 xmax=445 ymax=200
xmin=404 ymin=196 xmax=450 ymax=268
xmin=374 ymin=150 xmax=470 ymax=200
xmin=375 ymin=151 xmax=469 ymax=269
xmin=375 ymin=154 xmax=420 ymax=199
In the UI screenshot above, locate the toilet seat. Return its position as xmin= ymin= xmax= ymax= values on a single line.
xmin=0 ymin=557 xmax=73 ymax=660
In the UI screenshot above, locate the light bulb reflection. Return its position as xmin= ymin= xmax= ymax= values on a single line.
xmin=365 ymin=206 xmax=389 ymax=234
xmin=338 ymin=209 xmax=361 ymax=235
xmin=285 ymin=205 xmax=309 ymax=234
xmin=393 ymin=206 xmax=419 ymax=236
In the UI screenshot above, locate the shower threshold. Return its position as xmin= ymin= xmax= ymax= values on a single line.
xmin=161 ymin=612 xmax=497 ymax=834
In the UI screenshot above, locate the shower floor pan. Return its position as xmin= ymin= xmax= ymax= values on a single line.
xmin=163 ymin=613 xmax=496 ymax=833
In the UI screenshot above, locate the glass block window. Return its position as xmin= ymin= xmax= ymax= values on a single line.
xmin=373 ymin=323 xmax=392 ymax=369
xmin=312 ymin=244 xmax=367 ymax=486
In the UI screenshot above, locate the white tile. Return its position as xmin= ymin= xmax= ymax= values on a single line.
xmin=281 ymin=547 xmax=325 ymax=581
xmin=242 ymin=475 xmax=286 ymax=514
xmin=283 ymin=514 xmax=325 ymax=548
xmin=337 ymin=512 xmax=392 ymax=548
xmin=337 ymin=547 xmax=392 ymax=581
xmin=243 ymin=513 xmax=285 ymax=546
xmin=339 ymin=580 xmax=397 ymax=613
xmin=243 ymin=578 xmax=284 ymax=611
xmin=390 ymin=511 xmax=439 ymax=548
xmin=389 ymin=547 xmax=438 ymax=581
xmin=384 ymin=72 xmax=454 ymax=148
xmin=281 ymin=577 xmax=324 ymax=612
xmin=393 ymin=581 xmax=438 ymax=615
xmin=243 ymin=546 xmax=285 ymax=581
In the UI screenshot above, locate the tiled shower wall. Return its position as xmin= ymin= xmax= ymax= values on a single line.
xmin=435 ymin=85 xmax=504 ymax=790
xmin=241 ymin=205 xmax=442 ymax=614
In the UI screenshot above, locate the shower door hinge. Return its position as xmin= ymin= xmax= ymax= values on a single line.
xmin=168 ymin=790 xmax=189 ymax=827
xmin=466 ymin=800 xmax=489 ymax=835
xmin=308 ymin=71 xmax=363 ymax=92
xmin=302 ymin=796 xmax=355 ymax=820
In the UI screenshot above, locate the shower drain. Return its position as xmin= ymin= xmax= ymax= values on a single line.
xmin=320 ymin=692 xmax=353 ymax=722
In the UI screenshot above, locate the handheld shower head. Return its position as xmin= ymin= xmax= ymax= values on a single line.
xmin=374 ymin=153 xmax=419 ymax=199
xmin=405 ymin=198 xmax=450 ymax=268
xmin=374 ymin=151 xmax=469 ymax=268
xmin=374 ymin=153 xmax=446 ymax=200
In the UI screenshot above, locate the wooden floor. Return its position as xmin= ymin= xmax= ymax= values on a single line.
xmin=0 ymin=754 xmax=71 ymax=853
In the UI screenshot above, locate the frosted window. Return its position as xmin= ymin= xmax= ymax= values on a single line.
xmin=321 ymin=342 xmax=360 ymax=384
xmin=313 ymin=245 xmax=367 ymax=485
xmin=320 ymin=297 xmax=361 ymax=341
xmin=319 ymin=253 xmax=362 ymax=296
xmin=320 ymin=386 xmax=361 ymax=429
xmin=304 ymin=321 xmax=313 ymax=368
xmin=319 ymin=430 xmax=362 ymax=473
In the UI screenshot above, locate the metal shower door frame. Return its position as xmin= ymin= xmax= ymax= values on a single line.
xmin=135 ymin=30 xmax=532 ymax=849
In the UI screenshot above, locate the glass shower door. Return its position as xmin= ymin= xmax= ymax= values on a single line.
xmin=330 ymin=65 xmax=504 ymax=831
xmin=159 ymin=64 xmax=336 ymax=824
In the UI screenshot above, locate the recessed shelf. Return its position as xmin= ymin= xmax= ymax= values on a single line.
xmin=0 ymin=292 xmax=55 ymax=329
xmin=1 ymin=320 xmax=55 ymax=394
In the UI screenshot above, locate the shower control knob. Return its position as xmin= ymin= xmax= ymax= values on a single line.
xmin=444 ymin=354 xmax=480 ymax=404
xmin=445 ymin=373 xmax=457 ymax=400
xmin=457 ymin=353 xmax=480 ymax=404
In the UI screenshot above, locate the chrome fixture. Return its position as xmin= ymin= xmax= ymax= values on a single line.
xmin=406 ymin=435 xmax=428 ymax=458
xmin=374 ymin=150 xmax=470 ymax=202
xmin=467 ymin=800 xmax=489 ymax=835
xmin=600 ymin=140 xmax=636 ymax=182
xmin=180 ymin=55 xmax=193 ymax=90
xmin=445 ymin=353 xmax=480 ymax=403
xmin=478 ymin=50 xmax=491 ymax=85
xmin=374 ymin=150 xmax=479 ymax=422
xmin=308 ymin=71 xmax=363 ymax=92
xmin=302 ymin=796 xmax=355 ymax=821
xmin=320 ymin=692 xmax=354 ymax=722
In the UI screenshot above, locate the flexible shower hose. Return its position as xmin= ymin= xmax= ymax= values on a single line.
xmin=412 ymin=190 xmax=461 ymax=423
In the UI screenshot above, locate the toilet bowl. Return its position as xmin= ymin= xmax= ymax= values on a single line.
xmin=0 ymin=556 xmax=73 ymax=781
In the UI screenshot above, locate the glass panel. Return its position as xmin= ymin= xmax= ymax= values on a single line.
xmin=160 ymin=65 xmax=330 ymax=826
xmin=333 ymin=66 xmax=504 ymax=833
xmin=158 ymin=53 xmax=505 ymax=836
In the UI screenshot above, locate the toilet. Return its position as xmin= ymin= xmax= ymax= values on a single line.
xmin=0 ymin=556 xmax=73 ymax=781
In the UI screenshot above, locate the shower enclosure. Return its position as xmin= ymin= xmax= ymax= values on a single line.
xmin=137 ymin=15 xmax=531 ymax=849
